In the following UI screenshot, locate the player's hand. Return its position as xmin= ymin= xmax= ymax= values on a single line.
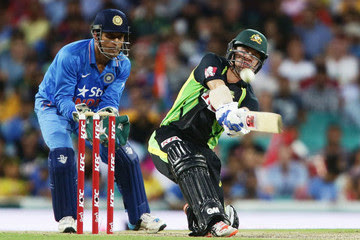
xmin=97 ymin=106 xmax=119 ymax=120
xmin=86 ymin=115 xmax=130 ymax=148
xmin=72 ymin=103 xmax=92 ymax=122
xmin=97 ymin=106 xmax=125 ymax=146
xmin=215 ymin=102 xmax=250 ymax=137
xmin=101 ymin=115 xmax=130 ymax=148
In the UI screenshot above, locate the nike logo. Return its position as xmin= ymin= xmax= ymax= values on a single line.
xmin=81 ymin=73 xmax=91 ymax=78
xmin=57 ymin=155 xmax=68 ymax=164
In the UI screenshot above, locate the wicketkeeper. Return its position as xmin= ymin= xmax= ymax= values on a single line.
xmin=34 ymin=9 xmax=166 ymax=233
xmin=148 ymin=29 xmax=268 ymax=237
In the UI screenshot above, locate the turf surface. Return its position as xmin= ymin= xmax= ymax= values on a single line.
xmin=1 ymin=229 xmax=359 ymax=240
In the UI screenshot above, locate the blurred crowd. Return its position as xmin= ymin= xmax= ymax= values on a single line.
xmin=0 ymin=0 xmax=359 ymax=208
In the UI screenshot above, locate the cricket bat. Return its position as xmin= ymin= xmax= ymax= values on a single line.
xmin=244 ymin=111 xmax=283 ymax=134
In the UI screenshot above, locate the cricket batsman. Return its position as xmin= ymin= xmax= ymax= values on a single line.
xmin=34 ymin=9 xmax=166 ymax=233
xmin=148 ymin=29 xmax=268 ymax=237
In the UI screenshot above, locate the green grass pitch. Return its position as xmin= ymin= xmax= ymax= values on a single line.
xmin=1 ymin=229 xmax=359 ymax=240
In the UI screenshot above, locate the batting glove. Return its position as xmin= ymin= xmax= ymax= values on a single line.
xmin=215 ymin=102 xmax=250 ymax=137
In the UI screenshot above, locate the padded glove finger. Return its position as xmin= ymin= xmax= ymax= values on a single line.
xmin=72 ymin=103 xmax=92 ymax=122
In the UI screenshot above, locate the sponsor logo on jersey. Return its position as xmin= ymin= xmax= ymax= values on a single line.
xmin=250 ymin=34 xmax=262 ymax=44
xmin=81 ymin=73 xmax=91 ymax=78
xmin=104 ymin=73 xmax=115 ymax=83
xmin=204 ymin=66 xmax=217 ymax=78
xmin=74 ymin=98 xmax=101 ymax=107
xmin=161 ymin=136 xmax=182 ymax=148
xmin=89 ymin=87 xmax=103 ymax=97
xmin=77 ymin=86 xmax=104 ymax=98
xmin=77 ymin=85 xmax=89 ymax=97
xmin=74 ymin=86 xmax=103 ymax=107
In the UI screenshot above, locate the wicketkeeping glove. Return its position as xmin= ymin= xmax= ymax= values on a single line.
xmin=215 ymin=102 xmax=250 ymax=137
xmin=86 ymin=115 xmax=130 ymax=148
xmin=97 ymin=106 xmax=119 ymax=118
xmin=72 ymin=103 xmax=92 ymax=122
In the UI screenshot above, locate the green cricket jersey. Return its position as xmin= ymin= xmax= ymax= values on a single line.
xmin=149 ymin=52 xmax=259 ymax=154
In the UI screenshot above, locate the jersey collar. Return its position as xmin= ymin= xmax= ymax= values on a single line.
xmin=88 ymin=39 xmax=97 ymax=65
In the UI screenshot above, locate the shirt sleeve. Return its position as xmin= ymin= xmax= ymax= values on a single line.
xmin=53 ymin=52 xmax=79 ymax=120
xmin=97 ymin=59 xmax=131 ymax=110
xmin=193 ymin=53 xmax=226 ymax=88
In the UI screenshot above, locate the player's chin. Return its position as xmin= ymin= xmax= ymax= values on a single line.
xmin=107 ymin=51 xmax=120 ymax=58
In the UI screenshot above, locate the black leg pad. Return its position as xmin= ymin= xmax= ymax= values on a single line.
xmin=167 ymin=141 xmax=226 ymax=235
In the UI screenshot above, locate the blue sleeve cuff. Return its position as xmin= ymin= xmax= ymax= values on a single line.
xmin=67 ymin=105 xmax=77 ymax=120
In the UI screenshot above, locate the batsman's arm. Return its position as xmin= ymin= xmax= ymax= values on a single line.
xmin=207 ymin=79 xmax=226 ymax=90
xmin=207 ymin=79 xmax=282 ymax=134
xmin=207 ymin=79 xmax=249 ymax=111
xmin=207 ymin=79 xmax=250 ymax=136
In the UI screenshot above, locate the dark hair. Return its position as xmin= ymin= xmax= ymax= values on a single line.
xmin=325 ymin=153 xmax=342 ymax=175
xmin=316 ymin=63 xmax=326 ymax=74
xmin=10 ymin=29 xmax=25 ymax=41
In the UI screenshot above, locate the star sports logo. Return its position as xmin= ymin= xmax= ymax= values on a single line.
xmin=204 ymin=66 xmax=217 ymax=78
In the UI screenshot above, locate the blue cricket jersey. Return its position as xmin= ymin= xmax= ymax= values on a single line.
xmin=35 ymin=39 xmax=131 ymax=120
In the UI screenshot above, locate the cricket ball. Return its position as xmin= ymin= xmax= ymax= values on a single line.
xmin=240 ymin=68 xmax=255 ymax=83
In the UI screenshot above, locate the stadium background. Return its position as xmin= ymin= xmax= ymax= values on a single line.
xmin=0 ymin=0 xmax=359 ymax=231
